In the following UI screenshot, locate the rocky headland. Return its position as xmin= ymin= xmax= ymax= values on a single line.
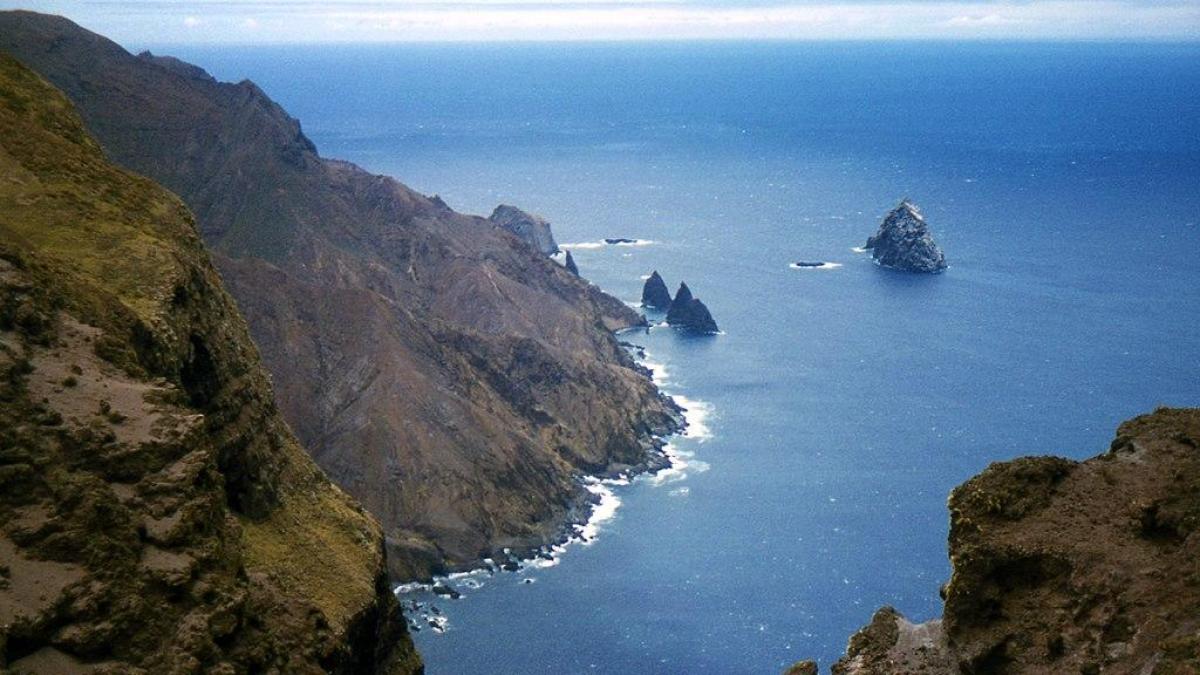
xmin=641 ymin=271 xmax=673 ymax=309
xmin=666 ymin=282 xmax=720 ymax=334
xmin=864 ymin=200 xmax=947 ymax=273
xmin=0 ymin=10 xmax=680 ymax=580
xmin=0 ymin=53 xmax=418 ymax=673
xmin=817 ymin=407 xmax=1200 ymax=674
xmin=488 ymin=204 xmax=560 ymax=256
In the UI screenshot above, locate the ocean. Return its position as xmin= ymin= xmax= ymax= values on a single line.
xmin=161 ymin=41 xmax=1200 ymax=673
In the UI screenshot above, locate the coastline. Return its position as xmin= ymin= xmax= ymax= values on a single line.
xmin=395 ymin=322 xmax=712 ymax=634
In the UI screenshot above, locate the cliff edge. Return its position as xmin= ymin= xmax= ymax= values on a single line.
xmin=0 ymin=10 xmax=679 ymax=578
xmin=829 ymin=408 xmax=1200 ymax=674
xmin=0 ymin=54 xmax=419 ymax=673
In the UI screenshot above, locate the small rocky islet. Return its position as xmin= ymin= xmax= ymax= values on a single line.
xmin=863 ymin=199 xmax=948 ymax=273
xmin=641 ymin=270 xmax=672 ymax=309
xmin=640 ymin=272 xmax=719 ymax=334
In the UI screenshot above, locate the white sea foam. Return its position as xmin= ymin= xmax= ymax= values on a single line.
xmin=529 ymin=556 xmax=561 ymax=569
xmin=789 ymin=262 xmax=843 ymax=270
xmin=641 ymin=357 xmax=670 ymax=386
xmin=576 ymin=478 xmax=621 ymax=543
xmin=674 ymin=394 xmax=713 ymax=442
xmin=669 ymin=486 xmax=690 ymax=497
xmin=561 ymin=239 xmax=657 ymax=250
xmin=648 ymin=441 xmax=713 ymax=486
xmin=851 ymin=246 xmax=868 ymax=254
xmin=394 ymin=581 xmax=432 ymax=595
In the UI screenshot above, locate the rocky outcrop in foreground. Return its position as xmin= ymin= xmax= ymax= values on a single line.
xmin=642 ymin=271 xmax=672 ymax=309
xmin=0 ymin=11 xmax=679 ymax=579
xmin=864 ymin=200 xmax=947 ymax=273
xmin=0 ymin=54 xmax=418 ymax=673
xmin=666 ymin=282 xmax=719 ymax=334
xmin=565 ymin=249 xmax=580 ymax=276
xmin=825 ymin=407 xmax=1200 ymax=674
xmin=489 ymin=204 xmax=559 ymax=255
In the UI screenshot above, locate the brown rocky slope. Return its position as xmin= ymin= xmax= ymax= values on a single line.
xmin=0 ymin=54 xmax=420 ymax=672
xmin=0 ymin=11 xmax=680 ymax=579
xmin=824 ymin=408 xmax=1200 ymax=674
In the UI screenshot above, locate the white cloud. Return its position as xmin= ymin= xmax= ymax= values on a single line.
xmin=8 ymin=0 xmax=1200 ymax=43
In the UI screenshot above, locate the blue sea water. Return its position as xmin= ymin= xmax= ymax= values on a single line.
xmin=162 ymin=41 xmax=1200 ymax=673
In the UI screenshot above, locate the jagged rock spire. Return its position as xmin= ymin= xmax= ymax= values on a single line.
xmin=666 ymin=281 xmax=718 ymax=334
xmin=641 ymin=270 xmax=672 ymax=308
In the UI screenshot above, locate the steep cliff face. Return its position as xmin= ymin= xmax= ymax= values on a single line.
xmin=0 ymin=11 xmax=678 ymax=577
xmin=0 ymin=54 xmax=419 ymax=673
xmin=829 ymin=408 xmax=1200 ymax=675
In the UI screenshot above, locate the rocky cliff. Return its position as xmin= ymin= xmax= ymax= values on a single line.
xmin=0 ymin=11 xmax=680 ymax=578
xmin=864 ymin=200 xmax=947 ymax=273
xmin=489 ymin=204 xmax=560 ymax=256
xmin=827 ymin=408 xmax=1200 ymax=674
xmin=0 ymin=54 xmax=419 ymax=673
xmin=666 ymin=282 xmax=719 ymax=334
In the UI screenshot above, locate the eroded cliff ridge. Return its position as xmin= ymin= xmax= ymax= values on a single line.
xmin=0 ymin=11 xmax=679 ymax=578
xmin=828 ymin=408 xmax=1200 ymax=674
xmin=0 ymin=54 xmax=419 ymax=673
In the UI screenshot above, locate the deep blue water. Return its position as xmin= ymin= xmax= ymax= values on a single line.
xmin=159 ymin=42 xmax=1200 ymax=673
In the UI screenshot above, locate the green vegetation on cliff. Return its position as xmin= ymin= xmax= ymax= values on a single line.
xmin=0 ymin=10 xmax=680 ymax=578
xmin=0 ymin=53 xmax=420 ymax=673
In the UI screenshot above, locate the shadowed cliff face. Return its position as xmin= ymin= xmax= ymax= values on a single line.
xmin=0 ymin=10 xmax=679 ymax=577
xmin=828 ymin=408 xmax=1200 ymax=675
xmin=0 ymin=54 xmax=419 ymax=673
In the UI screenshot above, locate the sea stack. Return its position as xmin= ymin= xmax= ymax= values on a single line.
xmin=641 ymin=271 xmax=672 ymax=309
xmin=489 ymin=204 xmax=560 ymax=255
xmin=564 ymin=249 xmax=580 ymax=276
xmin=666 ymin=282 xmax=719 ymax=334
xmin=863 ymin=199 xmax=947 ymax=273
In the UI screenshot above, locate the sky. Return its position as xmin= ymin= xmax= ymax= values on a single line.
xmin=5 ymin=0 xmax=1200 ymax=43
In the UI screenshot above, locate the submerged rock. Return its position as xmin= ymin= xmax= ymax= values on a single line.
xmin=666 ymin=282 xmax=719 ymax=334
xmin=565 ymin=249 xmax=580 ymax=276
xmin=641 ymin=270 xmax=673 ymax=309
xmin=605 ymin=237 xmax=637 ymax=245
xmin=864 ymin=200 xmax=947 ymax=273
xmin=489 ymin=204 xmax=560 ymax=255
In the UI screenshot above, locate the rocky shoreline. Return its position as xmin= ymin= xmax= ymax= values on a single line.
xmin=396 ymin=335 xmax=694 ymax=625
